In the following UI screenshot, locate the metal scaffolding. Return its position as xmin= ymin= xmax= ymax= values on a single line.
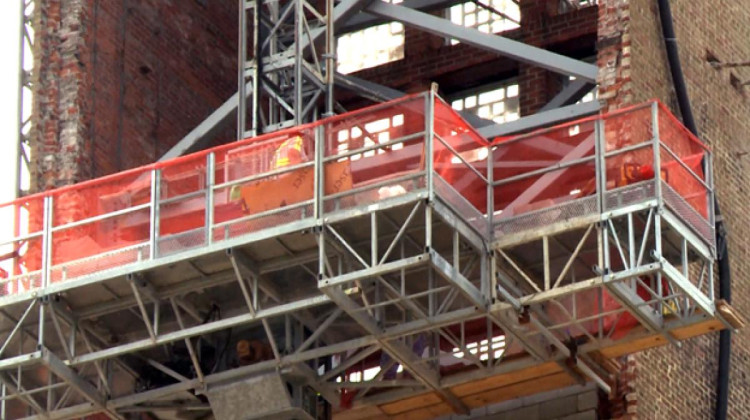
xmin=4 ymin=0 xmax=735 ymax=418
xmin=15 ymin=0 xmax=34 ymax=198
xmin=238 ymin=0 xmax=336 ymax=137
xmin=0 ymin=91 xmax=731 ymax=419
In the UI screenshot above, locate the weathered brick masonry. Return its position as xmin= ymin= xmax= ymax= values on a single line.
xmin=598 ymin=0 xmax=750 ymax=418
xmin=31 ymin=0 xmax=237 ymax=192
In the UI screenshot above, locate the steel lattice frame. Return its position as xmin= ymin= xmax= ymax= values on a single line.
xmin=16 ymin=0 xmax=33 ymax=198
xmin=238 ymin=0 xmax=336 ymax=137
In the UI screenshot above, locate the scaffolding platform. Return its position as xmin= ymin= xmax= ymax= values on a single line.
xmin=0 ymin=92 xmax=738 ymax=419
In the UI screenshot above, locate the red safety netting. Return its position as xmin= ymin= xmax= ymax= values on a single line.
xmin=323 ymin=95 xmax=427 ymax=212
xmin=432 ymin=97 xmax=489 ymax=214
xmin=0 ymin=96 xmax=711 ymax=304
xmin=0 ymin=94 xmax=428 ymax=295
xmin=491 ymin=101 xmax=710 ymax=220
xmin=211 ymin=127 xmax=317 ymax=243
xmin=657 ymin=104 xmax=709 ymax=218
xmin=0 ymin=196 xmax=44 ymax=296
xmin=492 ymin=117 xmax=597 ymax=218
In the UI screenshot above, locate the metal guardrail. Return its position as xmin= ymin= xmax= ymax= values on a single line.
xmin=0 ymin=95 xmax=714 ymax=302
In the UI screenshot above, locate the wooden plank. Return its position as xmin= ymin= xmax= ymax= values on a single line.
xmin=449 ymin=362 xmax=562 ymax=397
xmin=604 ymin=318 xmax=724 ymax=358
xmin=671 ymin=318 xmax=724 ymax=340
xmin=598 ymin=334 xmax=667 ymax=359
xmin=390 ymin=402 xmax=453 ymax=420
xmin=337 ymin=318 xmax=725 ymax=419
xmin=462 ymin=372 xmax=577 ymax=409
xmin=717 ymin=299 xmax=745 ymax=329
xmin=380 ymin=391 xmax=443 ymax=415
xmin=333 ymin=404 xmax=386 ymax=420
xmin=600 ymin=318 xmax=724 ymax=358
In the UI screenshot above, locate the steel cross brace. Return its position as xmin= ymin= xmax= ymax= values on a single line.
xmin=366 ymin=2 xmax=597 ymax=81
xmin=227 ymin=247 xmax=346 ymax=346
xmin=42 ymin=349 xmax=126 ymax=420
xmin=322 ymin=286 xmax=470 ymax=414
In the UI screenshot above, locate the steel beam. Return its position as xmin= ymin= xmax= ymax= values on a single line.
xmin=366 ymin=2 xmax=597 ymax=81
xmin=42 ymin=350 xmax=125 ymax=420
xmin=539 ymin=79 xmax=596 ymax=112
xmin=323 ymin=287 xmax=469 ymax=414
xmin=159 ymin=87 xmax=250 ymax=161
xmin=661 ymin=259 xmax=714 ymax=316
xmin=478 ymin=101 xmax=601 ymax=138
xmin=334 ymin=74 xmax=493 ymax=129
xmin=341 ymin=0 xmax=464 ymax=34
xmin=70 ymin=294 xmax=332 ymax=366
xmin=430 ymin=251 xmax=487 ymax=309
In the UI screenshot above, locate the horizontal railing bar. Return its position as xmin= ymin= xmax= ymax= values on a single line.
xmin=492 ymin=154 xmax=596 ymax=187
xmin=211 ymin=199 xmax=315 ymax=230
xmin=323 ymin=171 xmax=425 ymax=201
xmin=50 ymin=242 xmax=150 ymax=271
xmin=158 ymin=190 xmax=206 ymax=206
xmin=0 ymin=231 xmax=43 ymax=248
xmin=603 ymin=139 xmax=654 ymax=158
xmin=322 ymin=131 xmax=426 ymax=162
xmin=659 ymin=142 xmax=711 ymax=191
xmin=0 ymin=270 xmax=42 ymax=286
xmin=50 ymin=203 xmax=152 ymax=232
xmin=212 ymin=161 xmax=315 ymax=191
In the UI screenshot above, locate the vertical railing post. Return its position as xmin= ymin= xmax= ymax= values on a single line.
xmin=314 ymin=125 xmax=324 ymax=220
xmin=238 ymin=0 xmax=248 ymax=138
xmin=425 ymin=90 xmax=435 ymax=201
xmin=706 ymin=149 xmax=716 ymax=252
xmin=41 ymin=195 xmax=53 ymax=289
xmin=594 ymin=118 xmax=606 ymax=214
xmin=484 ymin=143 xmax=494 ymax=298
xmin=150 ymin=169 xmax=161 ymax=260
xmin=487 ymin=143 xmax=494 ymax=236
xmin=651 ymin=101 xmax=664 ymax=314
xmin=652 ymin=101 xmax=663 ymax=207
xmin=593 ymin=117 xmax=611 ymax=288
xmin=206 ymin=153 xmax=215 ymax=246
xmin=424 ymin=90 xmax=436 ymax=253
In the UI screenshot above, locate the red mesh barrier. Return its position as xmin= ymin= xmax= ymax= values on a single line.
xmin=494 ymin=162 xmax=597 ymax=218
xmin=323 ymin=95 xmax=427 ymax=211
xmin=602 ymin=104 xmax=653 ymax=153
xmin=0 ymin=97 xmax=712 ymax=304
xmin=433 ymin=98 xmax=489 ymax=213
xmin=211 ymin=127 xmax=316 ymax=243
xmin=156 ymin=154 xmax=209 ymax=255
xmin=492 ymin=118 xmax=596 ymax=217
xmin=47 ymin=168 xmax=153 ymax=281
xmin=657 ymin=105 xmax=709 ymax=218
xmin=0 ymin=196 xmax=43 ymax=296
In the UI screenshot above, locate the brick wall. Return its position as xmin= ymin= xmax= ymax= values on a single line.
xmin=598 ymin=0 xmax=750 ymax=418
xmin=30 ymin=0 xmax=237 ymax=191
